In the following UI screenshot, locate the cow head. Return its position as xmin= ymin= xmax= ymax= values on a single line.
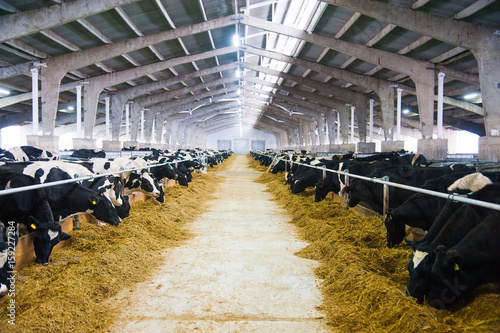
xmin=86 ymin=194 xmax=121 ymax=226
xmin=426 ymin=246 xmax=469 ymax=309
xmin=31 ymin=216 xmax=71 ymax=266
xmin=383 ymin=212 xmax=406 ymax=248
xmin=115 ymin=195 xmax=131 ymax=219
xmin=406 ymin=242 xmax=435 ymax=304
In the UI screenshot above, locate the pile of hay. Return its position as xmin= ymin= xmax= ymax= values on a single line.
xmin=0 ymin=165 xmax=227 ymax=333
xmin=251 ymin=157 xmax=500 ymax=332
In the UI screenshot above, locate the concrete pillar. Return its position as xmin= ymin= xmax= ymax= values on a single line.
xmin=309 ymin=120 xmax=317 ymax=147
xmin=418 ymin=138 xmax=448 ymax=160
xmin=40 ymin=66 xmax=66 ymax=135
xmin=350 ymin=106 xmax=355 ymax=144
xmin=125 ymin=103 xmax=130 ymax=140
xmin=110 ymin=94 xmax=127 ymax=141
xmin=353 ymin=98 xmax=368 ymax=143
xmin=318 ymin=113 xmax=325 ymax=146
xmin=357 ymin=142 xmax=376 ymax=153
xmin=327 ymin=110 xmax=336 ymax=145
xmin=415 ymin=77 xmax=435 ymax=139
xmin=379 ymin=85 xmax=394 ymax=141
xmin=479 ymin=137 xmax=500 ymax=162
xmin=339 ymin=104 xmax=350 ymax=144
xmin=83 ymin=83 xmax=103 ymax=139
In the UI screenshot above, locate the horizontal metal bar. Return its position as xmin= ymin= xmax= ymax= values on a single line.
xmin=0 ymin=158 xmax=197 ymax=197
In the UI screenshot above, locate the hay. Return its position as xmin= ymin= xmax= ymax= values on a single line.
xmin=252 ymin=158 xmax=500 ymax=333
xmin=0 ymin=171 xmax=223 ymax=333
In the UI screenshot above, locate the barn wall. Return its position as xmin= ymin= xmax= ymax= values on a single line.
xmin=205 ymin=126 xmax=277 ymax=151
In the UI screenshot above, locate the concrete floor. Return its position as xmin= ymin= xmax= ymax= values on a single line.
xmin=108 ymin=155 xmax=329 ymax=332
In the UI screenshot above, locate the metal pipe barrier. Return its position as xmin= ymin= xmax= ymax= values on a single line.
xmin=0 ymin=158 xmax=200 ymax=197
xmin=254 ymin=152 xmax=500 ymax=213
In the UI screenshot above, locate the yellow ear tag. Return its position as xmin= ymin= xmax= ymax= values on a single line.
xmin=454 ymin=263 xmax=460 ymax=271
xmin=92 ymin=200 xmax=97 ymax=205
xmin=31 ymin=223 xmax=37 ymax=229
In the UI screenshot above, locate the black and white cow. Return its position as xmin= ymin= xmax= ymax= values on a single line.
xmin=70 ymin=149 xmax=106 ymax=159
xmin=90 ymin=157 xmax=165 ymax=203
xmin=0 ymin=163 xmax=122 ymax=226
xmin=0 ymin=146 xmax=58 ymax=162
xmin=0 ymin=172 xmax=71 ymax=266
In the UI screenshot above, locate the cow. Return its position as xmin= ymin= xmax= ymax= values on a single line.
xmin=0 ymin=172 xmax=71 ymax=266
xmin=406 ymin=183 xmax=500 ymax=305
xmin=88 ymin=158 xmax=165 ymax=203
xmin=0 ymin=163 xmax=122 ymax=226
xmin=344 ymin=164 xmax=474 ymax=215
xmin=0 ymin=146 xmax=58 ymax=162
xmin=427 ymin=211 xmax=500 ymax=309
xmin=384 ymin=171 xmax=474 ymax=248
xmin=0 ymin=237 xmax=10 ymax=296
xmin=70 ymin=149 xmax=106 ymax=159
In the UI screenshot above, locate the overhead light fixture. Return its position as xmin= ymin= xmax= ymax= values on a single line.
xmin=403 ymin=109 xmax=410 ymax=114
xmin=464 ymin=92 xmax=479 ymax=100
xmin=237 ymin=88 xmax=241 ymax=95
xmin=0 ymin=88 xmax=10 ymax=95
xmin=235 ymin=70 xmax=240 ymax=78
xmin=68 ymin=106 xmax=74 ymax=111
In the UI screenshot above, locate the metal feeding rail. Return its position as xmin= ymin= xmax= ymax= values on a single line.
xmin=256 ymin=152 xmax=500 ymax=219
xmin=0 ymin=158 xmax=199 ymax=197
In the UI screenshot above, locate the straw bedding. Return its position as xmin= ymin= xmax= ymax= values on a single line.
xmin=0 ymin=158 xmax=233 ymax=333
xmin=249 ymin=156 xmax=500 ymax=333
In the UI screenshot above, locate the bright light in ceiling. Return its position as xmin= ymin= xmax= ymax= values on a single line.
xmin=464 ymin=92 xmax=478 ymax=100
xmin=0 ymin=88 xmax=10 ymax=95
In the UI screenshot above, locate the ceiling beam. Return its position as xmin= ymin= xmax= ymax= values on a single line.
xmin=0 ymin=0 xmax=142 ymax=43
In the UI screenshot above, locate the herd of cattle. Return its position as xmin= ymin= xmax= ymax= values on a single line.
xmin=0 ymin=145 xmax=232 ymax=296
xmin=251 ymin=149 xmax=500 ymax=309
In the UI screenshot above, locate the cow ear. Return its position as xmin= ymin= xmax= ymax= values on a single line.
xmin=28 ymin=216 xmax=42 ymax=230
xmin=89 ymin=195 xmax=98 ymax=206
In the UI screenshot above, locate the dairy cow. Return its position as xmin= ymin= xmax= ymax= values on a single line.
xmin=0 ymin=163 xmax=121 ymax=225
xmin=0 ymin=172 xmax=71 ymax=266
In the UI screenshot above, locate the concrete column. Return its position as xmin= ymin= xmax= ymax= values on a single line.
xmin=415 ymin=76 xmax=435 ymax=139
xmin=40 ymin=66 xmax=66 ymax=135
xmin=302 ymin=120 xmax=312 ymax=148
xmin=327 ymin=110 xmax=336 ymax=145
xmin=143 ymin=109 xmax=155 ymax=144
xmin=353 ymin=98 xmax=368 ymax=143
xmin=336 ymin=111 xmax=340 ymax=143
xmin=339 ymin=104 xmax=350 ymax=145
xmin=309 ymin=120 xmax=317 ymax=147
xmin=318 ymin=113 xmax=325 ymax=146
xmin=437 ymin=72 xmax=445 ymax=139
xmin=379 ymin=85 xmax=394 ymax=141
xmin=83 ymin=83 xmax=103 ymax=139
xmin=129 ymin=102 xmax=141 ymax=143
xmin=31 ymin=67 xmax=39 ymax=135
xmin=110 ymin=94 xmax=127 ymax=140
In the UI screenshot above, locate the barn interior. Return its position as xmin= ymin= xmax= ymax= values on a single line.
xmin=0 ymin=0 xmax=499 ymax=159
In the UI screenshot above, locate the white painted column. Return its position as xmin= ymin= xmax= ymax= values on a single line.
xmin=369 ymin=99 xmax=374 ymax=142
xmin=140 ymin=109 xmax=145 ymax=143
xmin=125 ymin=103 xmax=130 ymax=140
xmin=350 ymin=106 xmax=355 ymax=143
xmin=105 ymin=97 xmax=110 ymax=140
xmin=437 ymin=72 xmax=446 ymax=139
xmin=336 ymin=111 xmax=340 ymax=143
xmin=31 ymin=67 xmax=39 ymax=135
xmin=396 ymin=88 xmax=403 ymax=141
xmin=76 ymin=85 xmax=82 ymax=137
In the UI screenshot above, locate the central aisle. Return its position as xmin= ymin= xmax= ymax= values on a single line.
xmin=109 ymin=155 xmax=329 ymax=332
